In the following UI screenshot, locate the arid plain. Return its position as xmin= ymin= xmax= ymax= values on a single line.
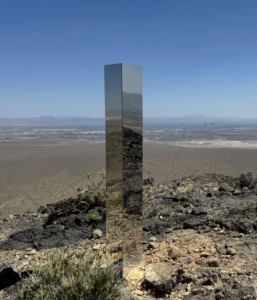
xmin=1 ymin=139 xmax=257 ymax=216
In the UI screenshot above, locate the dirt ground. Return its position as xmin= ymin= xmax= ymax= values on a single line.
xmin=1 ymin=139 xmax=257 ymax=216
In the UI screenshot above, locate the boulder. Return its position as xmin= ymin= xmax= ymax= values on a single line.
xmin=148 ymin=242 xmax=159 ymax=249
xmin=92 ymin=229 xmax=103 ymax=239
xmin=168 ymin=245 xmax=182 ymax=259
xmin=144 ymin=263 xmax=178 ymax=293
xmin=0 ymin=262 xmax=21 ymax=290
xmin=226 ymin=248 xmax=236 ymax=256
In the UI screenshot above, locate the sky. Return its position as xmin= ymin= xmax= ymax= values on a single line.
xmin=0 ymin=0 xmax=257 ymax=118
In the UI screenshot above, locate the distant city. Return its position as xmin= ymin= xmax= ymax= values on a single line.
xmin=2 ymin=115 xmax=257 ymax=142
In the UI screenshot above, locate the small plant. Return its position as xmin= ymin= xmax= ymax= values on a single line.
xmin=143 ymin=189 xmax=148 ymax=202
xmin=16 ymin=247 xmax=123 ymax=300
xmin=83 ymin=170 xmax=106 ymax=202
xmin=85 ymin=212 xmax=103 ymax=223
xmin=239 ymin=172 xmax=253 ymax=188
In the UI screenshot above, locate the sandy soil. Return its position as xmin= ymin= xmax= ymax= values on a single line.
xmin=1 ymin=139 xmax=257 ymax=216
xmin=146 ymin=139 xmax=257 ymax=149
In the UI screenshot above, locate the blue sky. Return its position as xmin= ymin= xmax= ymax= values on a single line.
xmin=0 ymin=0 xmax=257 ymax=118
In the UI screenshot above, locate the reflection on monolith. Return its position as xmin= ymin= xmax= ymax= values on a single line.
xmin=105 ymin=64 xmax=123 ymax=265
xmin=105 ymin=63 xmax=143 ymax=276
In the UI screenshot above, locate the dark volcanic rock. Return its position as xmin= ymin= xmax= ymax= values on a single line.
xmin=143 ymin=173 xmax=257 ymax=237
xmin=2 ymin=172 xmax=257 ymax=300
xmin=185 ymin=281 xmax=256 ymax=300
xmin=0 ymin=263 xmax=21 ymax=290
xmin=221 ymin=282 xmax=256 ymax=300
xmin=0 ymin=194 xmax=106 ymax=251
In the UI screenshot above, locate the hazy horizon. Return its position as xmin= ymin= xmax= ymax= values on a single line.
xmin=0 ymin=114 xmax=256 ymax=120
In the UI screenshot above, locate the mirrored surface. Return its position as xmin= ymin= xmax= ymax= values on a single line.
xmin=105 ymin=64 xmax=143 ymax=274
xmin=105 ymin=64 xmax=123 ymax=265
xmin=122 ymin=64 xmax=143 ymax=272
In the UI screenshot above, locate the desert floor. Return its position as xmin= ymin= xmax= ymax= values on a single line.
xmin=1 ymin=139 xmax=257 ymax=216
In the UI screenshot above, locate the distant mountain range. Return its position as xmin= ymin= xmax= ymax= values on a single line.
xmin=1 ymin=115 xmax=257 ymax=126
xmin=0 ymin=116 xmax=105 ymax=126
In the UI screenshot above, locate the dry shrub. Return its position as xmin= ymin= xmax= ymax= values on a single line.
xmin=239 ymin=172 xmax=254 ymax=188
xmin=16 ymin=248 xmax=123 ymax=300
xmin=86 ymin=170 xmax=106 ymax=198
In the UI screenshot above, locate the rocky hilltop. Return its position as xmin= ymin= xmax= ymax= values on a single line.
xmin=1 ymin=172 xmax=257 ymax=299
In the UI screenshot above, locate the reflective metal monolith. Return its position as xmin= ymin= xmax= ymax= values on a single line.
xmin=105 ymin=63 xmax=143 ymax=276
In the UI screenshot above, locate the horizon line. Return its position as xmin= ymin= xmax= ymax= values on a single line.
xmin=0 ymin=115 xmax=255 ymax=120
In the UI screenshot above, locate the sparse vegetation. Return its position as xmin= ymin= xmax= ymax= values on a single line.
xmin=143 ymin=189 xmax=148 ymax=202
xmin=16 ymin=247 xmax=123 ymax=300
xmin=239 ymin=172 xmax=257 ymax=190
xmin=239 ymin=171 xmax=257 ymax=189
xmin=85 ymin=170 xmax=106 ymax=200
xmin=239 ymin=172 xmax=254 ymax=188
xmin=48 ymin=170 xmax=107 ymax=210
xmin=85 ymin=212 xmax=103 ymax=223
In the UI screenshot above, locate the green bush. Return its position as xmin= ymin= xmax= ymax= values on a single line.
xmin=16 ymin=248 xmax=123 ymax=300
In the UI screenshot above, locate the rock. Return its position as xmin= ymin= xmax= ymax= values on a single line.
xmin=207 ymin=260 xmax=219 ymax=267
xmin=221 ymin=281 xmax=256 ymax=300
xmin=148 ymin=242 xmax=159 ymax=249
xmin=233 ymin=189 xmax=242 ymax=195
xmin=181 ymin=270 xmax=197 ymax=283
xmin=149 ymin=237 xmax=158 ymax=242
xmin=143 ymin=177 xmax=155 ymax=186
xmin=168 ymin=245 xmax=181 ymax=259
xmin=134 ymin=290 xmax=143 ymax=296
xmin=206 ymin=191 xmax=213 ymax=197
xmin=0 ymin=266 xmax=21 ymax=290
xmin=27 ymin=249 xmax=37 ymax=255
xmin=119 ymin=286 xmax=137 ymax=300
xmin=200 ymin=252 xmax=211 ymax=258
xmin=108 ymin=240 xmax=122 ymax=253
xmin=226 ymin=248 xmax=236 ymax=256
xmin=44 ymin=225 xmax=65 ymax=232
xmin=202 ymin=278 xmax=215 ymax=286
xmin=38 ymin=205 xmax=49 ymax=214
xmin=144 ymin=263 xmax=177 ymax=293
xmin=184 ymin=218 xmax=206 ymax=229
xmin=92 ymin=229 xmax=103 ymax=239
xmin=191 ymin=207 xmax=208 ymax=215
xmin=92 ymin=244 xmax=101 ymax=251
xmin=3 ymin=172 xmax=257 ymax=300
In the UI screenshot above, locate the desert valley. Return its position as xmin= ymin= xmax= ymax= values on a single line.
xmin=1 ymin=118 xmax=257 ymax=299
